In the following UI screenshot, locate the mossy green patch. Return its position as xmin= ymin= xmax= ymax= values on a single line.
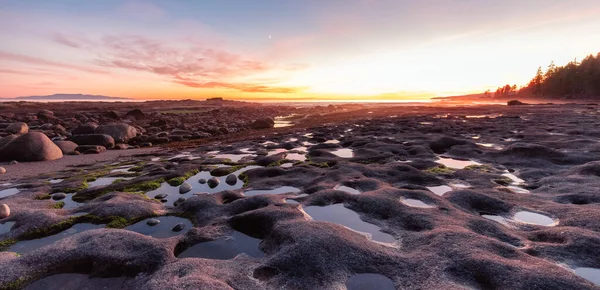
xmin=128 ymin=165 xmax=145 ymax=172
xmin=239 ymin=172 xmax=250 ymax=187
xmin=267 ymin=159 xmax=292 ymax=167
xmin=106 ymin=216 xmax=129 ymax=229
xmin=210 ymin=165 xmax=245 ymax=176
xmin=35 ymin=194 xmax=51 ymax=200
xmin=123 ymin=178 xmax=164 ymax=192
xmin=0 ymin=238 xmax=17 ymax=251
xmin=424 ymin=165 xmax=455 ymax=175
xmin=307 ymin=161 xmax=331 ymax=168
xmin=61 ymin=180 xmax=89 ymax=193
xmin=465 ymin=164 xmax=493 ymax=172
xmin=52 ymin=201 xmax=65 ymax=209
xmin=493 ymin=177 xmax=513 ymax=186
xmin=167 ymin=169 xmax=200 ymax=186
xmin=1 ymin=276 xmax=32 ymax=290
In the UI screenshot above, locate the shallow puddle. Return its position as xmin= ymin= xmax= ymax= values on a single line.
xmin=436 ymin=157 xmax=480 ymax=169
xmin=330 ymin=148 xmax=354 ymax=158
xmin=481 ymin=214 xmax=510 ymax=226
xmin=476 ymin=143 xmax=503 ymax=150
xmin=427 ymin=185 xmax=452 ymax=196
xmin=213 ymin=153 xmax=255 ymax=162
xmin=268 ymin=148 xmax=288 ymax=155
xmin=0 ymin=188 xmax=19 ymax=198
xmin=285 ymin=199 xmax=300 ymax=204
xmin=0 ymin=221 xmax=15 ymax=234
xmin=88 ymin=177 xmax=132 ymax=188
xmin=334 ymin=185 xmax=360 ymax=195
xmin=401 ymin=198 xmax=434 ymax=208
xmin=346 ymin=273 xmax=395 ymax=290
xmin=239 ymin=148 xmax=256 ymax=153
xmin=110 ymin=165 xmax=135 ymax=173
xmin=147 ymin=166 xmax=261 ymax=206
xmin=177 ymin=231 xmax=264 ymax=259
xmin=48 ymin=179 xmax=64 ymax=184
xmin=243 ymin=186 xmax=301 ymax=197
xmin=513 ymin=211 xmax=556 ymax=226
xmin=55 ymin=194 xmax=82 ymax=210
xmin=502 ymin=173 xmax=525 ymax=184
xmin=303 ymin=204 xmax=395 ymax=244
xmin=280 ymin=163 xmax=294 ymax=168
xmin=125 ymin=216 xmax=193 ymax=238
xmin=573 ymin=267 xmax=600 ymax=286
xmin=324 ymin=139 xmax=340 ymax=144
xmin=9 ymin=223 xmax=104 ymax=254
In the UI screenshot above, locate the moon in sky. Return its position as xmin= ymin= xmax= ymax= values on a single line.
xmin=269 ymin=35 xmax=272 ymax=39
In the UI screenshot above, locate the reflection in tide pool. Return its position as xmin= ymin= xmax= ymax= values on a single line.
xmin=0 ymin=188 xmax=19 ymax=198
xmin=125 ymin=216 xmax=192 ymax=238
xmin=9 ymin=223 xmax=104 ymax=254
xmin=0 ymin=221 xmax=15 ymax=235
xmin=243 ymin=186 xmax=301 ymax=197
xmin=513 ymin=211 xmax=556 ymax=226
xmin=401 ymin=198 xmax=434 ymax=208
xmin=573 ymin=267 xmax=600 ymax=286
xmin=427 ymin=185 xmax=452 ymax=196
xmin=178 ymin=231 xmax=264 ymax=259
xmin=303 ymin=204 xmax=395 ymax=244
xmin=330 ymin=148 xmax=354 ymax=158
xmin=334 ymin=185 xmax=360 ymax=195
xmin=214 ymin=153 xmax=255 ymax=162
xmin=436 ymin=157 xmax=480 ymax=169
xmin=346 ymin=273 xmax=395 ymax=290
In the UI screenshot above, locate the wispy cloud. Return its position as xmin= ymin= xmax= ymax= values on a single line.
xmin=0 ymin=51 xmax=108 ymax=74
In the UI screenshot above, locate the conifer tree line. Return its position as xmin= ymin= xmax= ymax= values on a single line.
xmin=490 ymin=53 xmax=600 ymax=98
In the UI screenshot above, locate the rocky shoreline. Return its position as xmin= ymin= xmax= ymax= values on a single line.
xmin=1 ymin=102 xmax=600 ymax=289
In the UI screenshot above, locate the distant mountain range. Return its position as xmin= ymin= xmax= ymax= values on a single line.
xmin=9 ymin=94 xmax=133 ymax=101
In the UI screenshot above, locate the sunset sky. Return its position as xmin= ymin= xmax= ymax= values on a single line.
xmin=1 ymin=0 xmax=599 ymax=101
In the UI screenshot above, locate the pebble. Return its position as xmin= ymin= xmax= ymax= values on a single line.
xmin=207 ymin=177 xmax=220 ymax=188
xmin=172 ymin=223 xmax=186 ymax=232
xmin=0 ymin=167 xmax=5 ymax=174
xmin=154 ymin=193 xmax=168 ymax=199
xmin=225 ymin=174 xmax=238 ymax=186
xmin=52 ymin=193 xmax=67 ymax=200
xmin=179 ymin=182 xmax=192 ymax=194
xmin=146 ymin=219 xmax=160 ymax=226
xmin=198 ymin=178 xmax=206 ymax=184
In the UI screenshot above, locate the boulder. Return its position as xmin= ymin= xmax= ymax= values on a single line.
xmin=250 ymin=118 xmax=275 ymax=130
xmin=207 ymin=177 xmax=220 ymax=188
xmin=69 ymin=134 xmax=115 ymax=149
xmin=0 ymin=132 xmax=63 ymax=162
xmin=54 ymin=140 xmax=79 ymax=155
xmin=0 ymin=204 xmax=9 ymax=219
xmin=72 ymin=122 xmax=98 ymax=135
xmin=225 ymin=174 xmax=238 ymax=185
xmin=126 ymin=109 xmax=146 ymax=120
xmin=0 ymin=135 xmax=17 ymax=149
xmin=6 ymin=122 xmax=28 ymax=134
xmin=95 ymin=123 xmax=137 ymax=143
xmin=0 ymin=167 xmax=5 ymax=174
xmin=75 ymin=145 xmax=107 ymax=154
xmin=179 ymin=183 xmax=192 ymax=194
xmin=52 ymin=193 xmax=67 ymax=200
xmin=507 ymin=100 xmax=527 ymax=106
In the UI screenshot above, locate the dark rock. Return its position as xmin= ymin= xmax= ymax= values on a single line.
xmin=75 ymin=145 xmax=107 ymax=154
xmin=507 ymin=100 xmax=527 ymax=106
xmin=69 ymin=134 xmax=115 ymax=149
xmin=6 ymin=122 xmax=28 ymax=134
xmin=0 ymin=135 xmax=17 ymax=149
xmin=146 ymin=219 xmax=160 ymax=226
xmin=251 ymin=118 xmax=275 ymax=130
xmin=198 ymin=178 xmax=206 ymax=184
xmin=52 ymin=193 xmax=67 ymax=200
xmin=54 ymin=141 xmax=78 ymax=155
xmin=207 ymin=177 xmax=220 ymax=188
xmin=126 ymin=109 xmax=146 ymax=120
xmin=179 ymin=183 xmax=192 ymax=194
xmin=95 ymin=123 xmax=137 ymax=143
xmin=154 ymin=193 xmax=168 ymax=200
xmin=171 ymin=223 xmax=185 ymax=232
xmin=0 ymin=132 xmax=63 ymax=162
xmin=225 ymin=174 xmax=238 ymax=185
xmin=72 ymin=122 xmax=98 ymax=135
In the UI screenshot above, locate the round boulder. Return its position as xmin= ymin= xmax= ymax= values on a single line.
xmin=95 ymin=123 xmax=137 ymax=143
xmin=6 ymin=122 xmax=28 ymax=134
xmin=0 ymin=132 xmax=63 ymax=162
xmin=0 ymin=167 xmax=5 ymax=174
xmin=0 ymin=135 xmax=17 ymax=149
xmin=54 ymin=140 xmax=79 ymax=155
xmin=250 ymin=118 xmax=275 ymax=130
xmin=52 ymin=193 xmax=67 ymax=201
xmin=0 ymin=204 xmax=9 ymax=219
xmin=72 ymin=122 xmax=98 ymax=135
xmin=146 ymin=219 xmax=160 ymax=226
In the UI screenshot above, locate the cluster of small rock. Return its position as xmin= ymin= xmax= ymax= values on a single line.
xmin=0 ymin=107 xmax=283 ymax=162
